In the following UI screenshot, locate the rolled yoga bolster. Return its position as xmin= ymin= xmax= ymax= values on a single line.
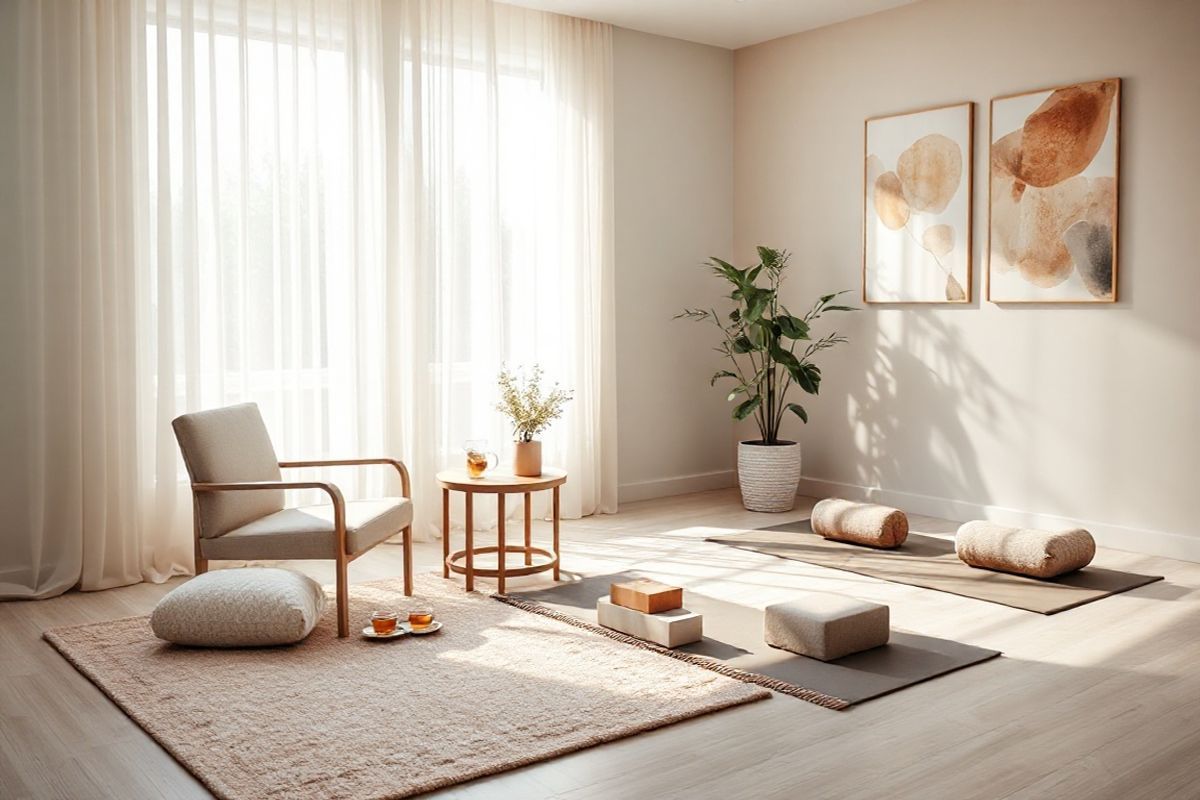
xmin=810 ymin=498 xmax=909 ymax=549
xmin=955 ymin=521 xmax=1095 ymax=578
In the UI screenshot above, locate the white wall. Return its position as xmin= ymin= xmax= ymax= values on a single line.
xmin=613 ymin=28 xmax=737 ymax=503
xmin=734 ymin=0 xmax=1200 ymax=558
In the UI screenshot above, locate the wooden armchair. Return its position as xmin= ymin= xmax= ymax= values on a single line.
xmin=172 ymin=403 xmax=413 ymax=637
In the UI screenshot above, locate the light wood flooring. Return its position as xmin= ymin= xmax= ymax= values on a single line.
xmin=3 ymin=489 xmax=1199 ymax=799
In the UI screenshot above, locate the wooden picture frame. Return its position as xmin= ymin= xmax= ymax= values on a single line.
xmin=987 ymin=78 xmax=1121 ymax=303
xmin=862 ymin=101 xmax=974 ymax=304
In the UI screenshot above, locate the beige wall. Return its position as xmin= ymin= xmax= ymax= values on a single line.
xmin=734 ymin=0 xmax=1200 ymax=557
xmin=613 ymin=27 xmax=737 ymax=503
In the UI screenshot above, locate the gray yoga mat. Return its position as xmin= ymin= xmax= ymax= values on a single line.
xmin=706 ymin=520 xmax=1163 ymax=615
xmin=503 ymin=572 xmax=1001 ymax=708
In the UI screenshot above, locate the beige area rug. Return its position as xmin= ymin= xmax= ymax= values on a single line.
xmin=44 ymin=575 xmax=768 ymax=800
xmin=707 ymin=520 xmax=1163 ymax=614
xmin=500 ymin=573 xmax=1001 ymax=710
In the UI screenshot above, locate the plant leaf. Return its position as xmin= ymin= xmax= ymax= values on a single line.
xmin=710 ymin=370 xmax=737 ymax=386
xmin=770 ymin=344 xmax=800 ymax=372
xmin=823 ymin=305 xmax=859 ymax=312
xmin=748 ymin=320 xmax=773 ymax=349
xmin=786 ymin=403 xmax=808 ymax=423
xmin=732 ymin=335 xmax=755 ymax=353
xmin=733 ymin=395 xmax=761 ymax=421
xmin=708 ymin=257 xmax=742 ymax=281
xmin=795 ymin=363 xmax=820 ymax=394
xmin=776 ymin=315 xmax=810 ymax=339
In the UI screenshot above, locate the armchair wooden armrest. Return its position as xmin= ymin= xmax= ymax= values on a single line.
xmin=278 ymin=458 xmax=411 ymax=498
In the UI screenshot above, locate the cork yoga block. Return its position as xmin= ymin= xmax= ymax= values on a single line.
xmin=811 ymin=498 xmax=909 ymax=549
xmin=956 ymin=521 xmax=1096 ymax=579
xmin=609 ymin=579 xmax=683 ymax=614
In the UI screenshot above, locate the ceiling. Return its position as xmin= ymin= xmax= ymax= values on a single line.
xmin=503 ymin=0 xmax=919 ymax=50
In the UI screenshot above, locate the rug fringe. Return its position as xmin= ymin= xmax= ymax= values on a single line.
xmin=492 ymin=593 xmax=850 ymax=711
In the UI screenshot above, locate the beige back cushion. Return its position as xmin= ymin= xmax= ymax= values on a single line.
xmin=172 ymin=403 xmax=284 ymax=538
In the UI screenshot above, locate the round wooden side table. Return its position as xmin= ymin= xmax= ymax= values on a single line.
xmin=436 ymin=468 xmax=566 ymax=594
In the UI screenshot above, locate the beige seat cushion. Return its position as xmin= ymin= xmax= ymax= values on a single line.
xmin=201 ymin=498 xmax=412 ymax=561
xmin=150 ymin=568 xmax=326 ymax=647
xmin=956 ymin=521 xmax=1095 ymax=578
xmin=764 ymin=592 xmax=890 ymax=662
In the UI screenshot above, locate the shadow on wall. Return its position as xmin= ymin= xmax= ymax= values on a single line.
xmin=846 ymin=309 xmax=1010 ymax=508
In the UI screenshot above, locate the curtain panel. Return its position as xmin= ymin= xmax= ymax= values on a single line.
xmin=3 ymin=0 xmax=615 ymax=599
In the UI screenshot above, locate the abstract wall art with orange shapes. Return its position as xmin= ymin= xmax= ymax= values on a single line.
xmin=988 ymin=79 xmax=1120 ymax=303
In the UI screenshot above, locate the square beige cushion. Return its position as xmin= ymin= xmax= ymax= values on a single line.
xmin=150 ymin=568 xmax=327 ymax=647
xmin=200 ymin=497 xmax=413 ymax=560
xmin=764 ymin=592 xmax=890 ymax=661
xmin=172 ymin=403 xmax=284 ymax=538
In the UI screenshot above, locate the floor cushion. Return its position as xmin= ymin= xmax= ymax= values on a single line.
xmin=151 ymin=568 xmax=327 ymax=647
xmin=764 ymin=592 xmax=890 ymax=661
xmin=811 ymin=498 xmax=909 ymax=548
xmin=956 ymin=521 xmax=1095 ymax=579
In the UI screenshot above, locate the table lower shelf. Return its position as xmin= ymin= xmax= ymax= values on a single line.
xmin=445 ymin=544 xmax=558 ymax=579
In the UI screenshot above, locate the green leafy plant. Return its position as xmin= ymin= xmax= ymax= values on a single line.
xmin=676 ymin=247 xmax=855 ymax=444
xmin=495 ymin=364 xmax=573 ymax=442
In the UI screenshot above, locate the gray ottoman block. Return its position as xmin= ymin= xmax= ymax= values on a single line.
xmin=764 ymin=593 xmax=889 ymax=661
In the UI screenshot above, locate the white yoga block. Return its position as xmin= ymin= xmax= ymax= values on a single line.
xmin=764 ymin=593 xmax=889 ymax=662
xmin=596 ymin=597 xmax=703 ymax=648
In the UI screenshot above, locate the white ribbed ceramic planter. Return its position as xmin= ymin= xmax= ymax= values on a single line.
xmin=737 ymin=440 xmax=802 ymax=512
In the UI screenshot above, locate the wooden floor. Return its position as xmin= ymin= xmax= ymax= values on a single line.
xmin=3 ymin=489 xmax=1199 ymax=800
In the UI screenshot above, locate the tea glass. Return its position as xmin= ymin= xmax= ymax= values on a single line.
xmin=370 ymin=610 xmax=398 ymax=635
xmin=463 ymin=440 xmax=498 ymax=479
xmin=408 ymin=605 xmax=435 ymax=631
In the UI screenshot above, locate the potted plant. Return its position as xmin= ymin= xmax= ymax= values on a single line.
xmin=677 ymin=247 xmax=855 ymax=512
xmin=495 ymin=365 xmax=573 ymax=477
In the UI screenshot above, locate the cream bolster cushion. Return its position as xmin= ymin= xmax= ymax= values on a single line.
xmin=955 ymin=521 xmax=1096 ymax=579
xmin=151 ymin=568 xmax=327 ymax=647
xmin=811 ymin=498 xmax=909 ymax=548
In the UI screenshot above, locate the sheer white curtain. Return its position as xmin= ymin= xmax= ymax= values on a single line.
xmin=5 ymin=0 xmax=188 ymax=599
xmin=135 ymin=0 xmax=392 ymax=551
xmin=386 ymin=0 xmax=617 ymax=532
xmin=3 ymin=0 xmax=614 ymax=599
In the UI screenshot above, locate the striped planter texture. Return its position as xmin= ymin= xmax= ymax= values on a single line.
xmin=737 ymin=440 xmax=802 ymax=512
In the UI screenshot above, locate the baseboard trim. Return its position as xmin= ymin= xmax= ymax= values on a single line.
xmin=620 ymin=469 xmax=736 ymax=505
xmin=796 ymin=476 xmax=1200 ymax=564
